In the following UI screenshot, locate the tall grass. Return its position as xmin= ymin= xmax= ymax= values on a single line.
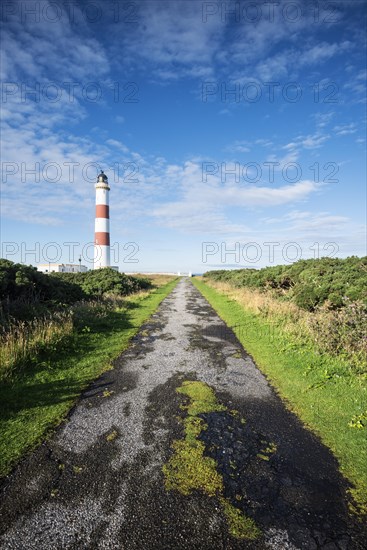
xmin=206 ymin=281 xmax=367 ymax=373
xmin=0 ymin=298 xmax=130 ymax=382
xmin=0 ymin=312 xmax=74 ymax=381
xmin=0 ymin=278 xmax=179 ymax=478
xmin=0 ymin=275 xmax=177 ymax=384
xmin=307 ymin=300 xmax=367 ymax=369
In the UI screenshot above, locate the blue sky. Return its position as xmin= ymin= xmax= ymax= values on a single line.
xmin=1 ymin=0 xmax=366 ymax=273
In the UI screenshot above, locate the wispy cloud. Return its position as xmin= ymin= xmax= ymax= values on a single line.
xmin=313 ymin=112 xmax=335 ymax=128
xmin=111 ymin=0 xmax=222 ymax=81
xmin=263 ymin=210 xmax=350 ymax=234
xmin=343 ymin=69 xmax=367 ymax=101
xmin=299 ymin=133 xmax=330 ymax=149
xmin=225 ymin=140 xmax=251 ymax=153
xmin=151 ymin=159 xmax=319 ymax=234
xmin=333 ymin=123 xmax=358 ymax=136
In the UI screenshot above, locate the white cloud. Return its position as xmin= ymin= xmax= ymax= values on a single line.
xmin=333 ymin=123 xmax=357 ymax=136
xmin=151 ymin=158 xmax=319 ymax=234
xmin=253 ymin=40 xmax=351 ymax=81
xmin=95 ymin=0 xmax=360 ymax=84
xmin=106 ymin=139 xmax=129 ymax=153
xmin=282 ymin=142 xmax=298 ymax=150
xmin=313 ymin=112 xmax=335 ymax=128
xmin=2 ymin=2 xmax=110 ymax=83
xmin=111 ymin=0 xmax=223 ymax=81
xmin=266 ymin=149 xmax=300 ymax=171
xmin=255 ymin=139 xmax=273 ymax=148
xmin=299 ymin=133 xmax=330 ymax=149
xmin=261 ymin=210 xmax=349 ymax=233
xmin=292 ymin=214 xmax=349 ymax=231
xmin=343 ymin=68 xmax=367 ymax=99
xmin=299 ymin=41 xmax=351 ymax=65
xmin=277 ymin=132 xmax=330 ymax=153
xmin=226 ymin=140 xmax=251 ymax=153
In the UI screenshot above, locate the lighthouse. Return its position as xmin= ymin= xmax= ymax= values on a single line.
xmin=94 ymin=170 xmax=110 ymax=269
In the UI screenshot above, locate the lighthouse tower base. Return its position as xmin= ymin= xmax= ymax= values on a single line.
xmin=94 ymin=244 xmax=110 ymax=269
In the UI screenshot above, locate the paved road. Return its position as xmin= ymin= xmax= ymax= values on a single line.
xmin=0 ymin=279 xmax=365 ymax=549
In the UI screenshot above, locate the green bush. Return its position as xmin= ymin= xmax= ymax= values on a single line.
xmin=0 ymin=261 xmax=152 ymax=326
xmin=204 ymin=256 xmax=367 ymax=311
xmin=0 ymin=260 xmax=84 ymax=306
xmin=51 ymin=268 xmax=151 ymax=297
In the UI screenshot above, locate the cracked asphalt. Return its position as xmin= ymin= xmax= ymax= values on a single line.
xmin=0 ymin=278 xmax=366 ymax=549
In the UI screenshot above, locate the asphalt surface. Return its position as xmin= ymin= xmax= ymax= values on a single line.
xmin=0 ymin=278 xmax=366 ymax=550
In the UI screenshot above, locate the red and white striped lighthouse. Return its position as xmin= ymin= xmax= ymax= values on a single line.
xmin=94 ymin=170 xmax=110 ymax=269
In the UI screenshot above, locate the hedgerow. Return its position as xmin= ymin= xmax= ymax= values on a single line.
xmin=204 ymin=257 xmax=367 ymax=311
xmin=0 ymin=260 xmax=151 ymax=326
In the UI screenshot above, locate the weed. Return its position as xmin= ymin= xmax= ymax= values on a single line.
xmin=106 ymin=430 xmax=118 ymax=442
xmin=348 ymin=411 xmax=367 ymax=429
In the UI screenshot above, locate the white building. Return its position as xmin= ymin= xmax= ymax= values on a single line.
xmin=38 ymin=263 xmax=88 ymax=273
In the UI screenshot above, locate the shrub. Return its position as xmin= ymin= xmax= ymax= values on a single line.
xmin=204 ymin=256 xmax=367 ymax=311
xmin=51 ymin=268 xmax=151 ymax=297
xmin=0 ymin=259 xmax=85 ymax=306
xmin=308 ymin=300 xmax=367 ymax=372
xmin=0 ymin=261 xmax=152 ymax=324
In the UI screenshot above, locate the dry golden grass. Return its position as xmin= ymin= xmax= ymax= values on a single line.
xmin=0 ymin=311 xmax=74 ymax=380
xmin=205 ymin=280 xmax=366 ymax=370
xmin=124 ymin=290 xmax=152 ymax=302
xmin=207 ymin=280 xmax=306 ymax=328
xmin=137 ymin=274 xmax=178 ymax=287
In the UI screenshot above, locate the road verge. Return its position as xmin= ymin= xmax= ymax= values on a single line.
xmin=192 ymin=277 xmax=367 ymax=516
xmin=0 ymin=277 xmax=179 ymax=478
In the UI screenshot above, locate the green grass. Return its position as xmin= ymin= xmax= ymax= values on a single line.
xmin=192 ymin=278 xmax=367 ymax=514
xmin=163 ymin=380 xmax=261 ymax=540
xmin=0 ymin=278 xmax=178 ymax=478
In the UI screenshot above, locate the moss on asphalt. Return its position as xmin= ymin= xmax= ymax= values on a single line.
xmin=163 ymin=380 xmax=260 ymax=540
